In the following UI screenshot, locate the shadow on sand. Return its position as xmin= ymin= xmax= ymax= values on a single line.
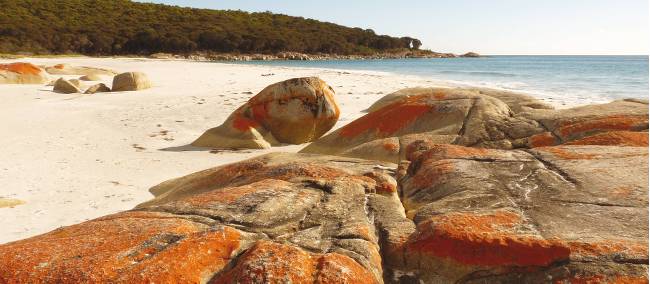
xmin=159 ymin=144 xmax=209 ymax=152
xmin=160 ymin=144 xmax=255 ymax=154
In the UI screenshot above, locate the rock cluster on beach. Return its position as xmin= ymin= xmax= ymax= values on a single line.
xmin=0 ymin=62 xmax=152 ymax=94
xmin=0 ymin=81 xmax=647 ymax=283
xmin=192 ymin=77 xmax=340 ymax=149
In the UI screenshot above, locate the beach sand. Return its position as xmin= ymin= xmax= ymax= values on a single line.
xmin=0 ymin=57 xmax=568 ymax=244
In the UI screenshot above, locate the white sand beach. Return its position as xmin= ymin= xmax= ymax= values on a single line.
xmin=0 ymin=57 xmax=572 ymax=244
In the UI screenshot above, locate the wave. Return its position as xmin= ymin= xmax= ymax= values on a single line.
xmin=436 ymin=70 xmax=518 ymax=77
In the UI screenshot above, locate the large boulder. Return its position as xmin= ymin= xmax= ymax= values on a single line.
xmin=44 ymin=64 xmax=117 ymax=76
xmin=302 ymin=87 xmax=648 ymax=163
xmin=0 ymin=62 xmax=49 ymax=84
xmin=395 ymin=143 xmax=648 ymax=282
xmin=52 ymin=78 xmax=80 ymax=94
xmin=0 ymin=153 xmax=412 ymax=283
xmin=192 ymin=77 xmax=340 ymax=149
xmin=111 ymin=72 xmax=151 ymax=91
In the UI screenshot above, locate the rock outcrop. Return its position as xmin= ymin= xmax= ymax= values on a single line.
xmin=111 ymin=72 xmax=152 ymax=91
xmin=84 ymin=83 xmax=111 ymax=94
xmin=52 ymin=78 xmax=80 ymax=94
xmin=0 ymin=89 xmax=646 ymax=283
xmin=0 ymin=62 xmax=49 ymax=84
xmin=301 ymin=87 xmax=648 ymax=163
xmin=0 ymin=153 xmax=412 ymax=283
xmin=192 ymin=77 xmax=340 ymax=149
xmin=44 ymin=64 xmax=117 ymax=76
xmin=396 ymin=143 xmax=648 ymax=282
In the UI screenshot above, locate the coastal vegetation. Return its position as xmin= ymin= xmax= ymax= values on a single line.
xmin=0 ymin=0 xmax=424 ymax=56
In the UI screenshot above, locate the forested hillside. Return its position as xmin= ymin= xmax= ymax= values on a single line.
xmin=0 ymin=0 xmax=423 ymax=55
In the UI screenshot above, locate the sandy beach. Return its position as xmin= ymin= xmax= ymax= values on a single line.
xmin=0 ymin=57 xmax=472 ymax=243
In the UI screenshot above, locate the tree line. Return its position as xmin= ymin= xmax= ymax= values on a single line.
xmin=0 ymin=0 xmax=423 ymax=55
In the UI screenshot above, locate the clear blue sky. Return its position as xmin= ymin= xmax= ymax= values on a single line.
xmin=137 ymin=0 xmax=648 ymax=55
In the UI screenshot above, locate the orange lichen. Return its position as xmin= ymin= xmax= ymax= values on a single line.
xmin=610 ymin=186 xmax=634 ymax=197
xmin=539 ymin=147 xmax=598 ymax=160
xmin=315 ymin=253 xmax=379 ymax=284
xmin=338 ymin=96 xmax=433 ymax=138
xmin=250 ymin=103 xmax=269 ymax=122
xmin=232 ymin=115 xmax=261 ymax=131
xmin=363 ymin=172 xmax=397 ymax=194
xmin=528 ymin=132 xmax=558 ymax=148
xmin=180 ymin=179 xmax=293 ymax=205
xmin=609 ymin=276 xmax=649 ymax=284
xmin=407 ymin=211 xmax=570 ymax=267
xmin=411 ymin=160 xmax=456 ymax=189
xmin=567 ymin=240 xmax=648 ymax=259
xmin=557 ymin=116 xmax=648 ymax=138
xmin=120 ymin=226 xmax=242 ymax=282
xmin=0 ymin=62 xmax=41 ymax=75
xmin=564 ymin=131 xmax=648 ymax=147
xmin=561 ymin=275 xmax=648 ymax=284
xmin=213 ymin=241 xmax=378 ymax=284
xmin=564 ymin=275 xmax=607 ymax=284
xmin=417 ymin=144 xmax=493 ymax=162
xmin=0 ymin=211 xmax=241 ymax=282
xmin=433 ymin=90 xmax=447 ymax=100
xmin=382 ymin=141 xmax=400 ymax=152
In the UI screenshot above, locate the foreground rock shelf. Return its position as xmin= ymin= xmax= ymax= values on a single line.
xmin=0 ymin=86 xmax=647 ymax=283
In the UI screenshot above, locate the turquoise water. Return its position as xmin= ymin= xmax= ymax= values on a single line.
xmin=239 ymin=55 xmax=648 ymax=103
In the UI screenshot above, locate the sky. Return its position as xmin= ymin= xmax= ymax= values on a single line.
xmin=138 ymin=0 xmax=649 ymax=55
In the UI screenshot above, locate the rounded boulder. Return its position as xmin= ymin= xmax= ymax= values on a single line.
xmin=111 ymin=72 xmax=151 ymax=91
xmin=192 ymin=77 xmax=339 ymax=149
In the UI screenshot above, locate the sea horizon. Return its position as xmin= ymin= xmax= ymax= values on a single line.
xmin=237 ymin=55 xmax=649 ymax=106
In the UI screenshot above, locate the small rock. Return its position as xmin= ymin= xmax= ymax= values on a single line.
xmin=0 ymin=198 xmax=25 ymax=208
xmin=85 ymin=83 xmax=111 ymax=94
xmin=53 ymin=78 xmax=80 ymax=94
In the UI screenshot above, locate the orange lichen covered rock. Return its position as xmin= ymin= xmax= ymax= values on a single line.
xmin=0 ymin=62 xmax=49 ymax=84
xmin=0 ymin=211 xmax=247 ymax=283
xmin=408 ymin=211 xmax=570 ymax=267
xmin=142 ymin=152 xmax=397 ymax=206
xmin=213 ymin=241 xmax=378 ymax=284
xmin=528 ymin=131 xmax=558 ymax=147
xmin=556 ymin=115 xmax=648 ymax=139
xmin=192 ymin=77 xmax=340 ymax=149
xmin=301 ymin=87 xmax=535 ymax=162
xmin=0 ymin=153 xmax=408 ymax=283
xmin=397 ymin=144 xmax=648 ymax=282
xmin=564 ymin=131 xmax=648 ymax=147
xmin=303 ymin=87 xmax=647 ymax=163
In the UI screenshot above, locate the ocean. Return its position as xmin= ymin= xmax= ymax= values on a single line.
xmin=239 ymin=55 xmax=649 ymax=105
